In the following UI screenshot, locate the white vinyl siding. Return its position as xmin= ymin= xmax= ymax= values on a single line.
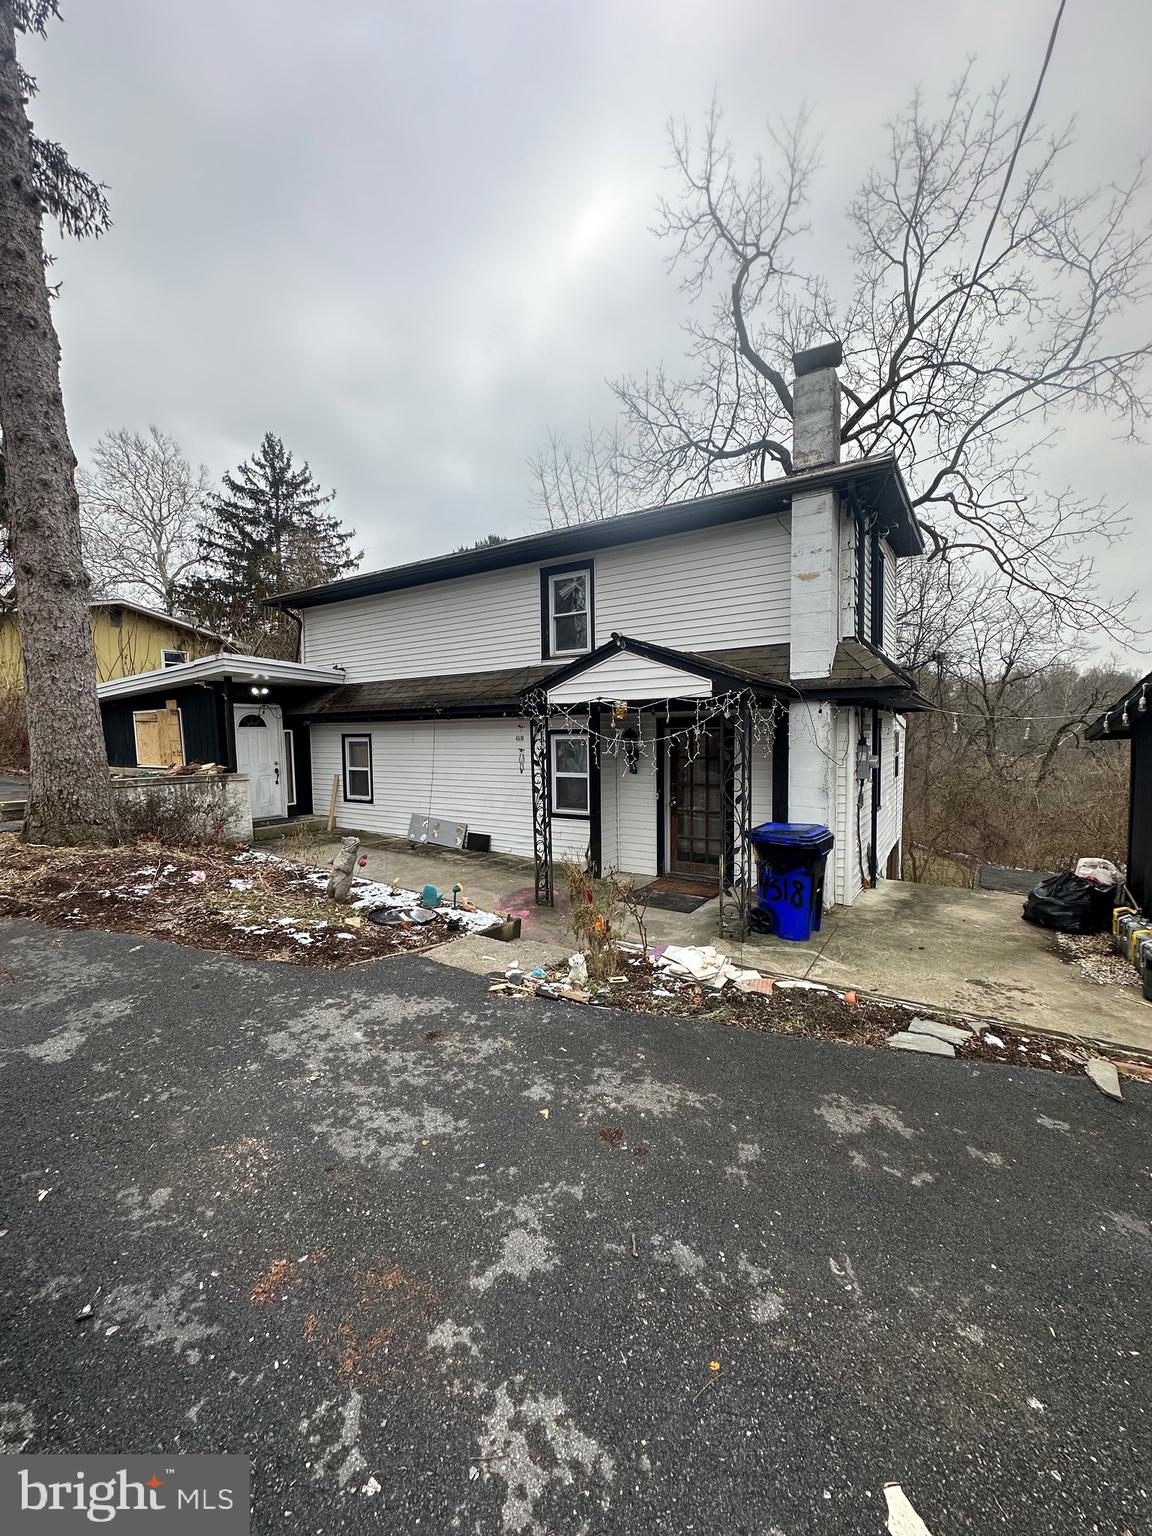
xmin=311 ymin=719 xmax=591 ymax=864
xmin=834 ymin=706 xmax=864 ymax=908
xmin=549 ymin=651 xmax=713 ymax=705
xmin=600 ymin=717 xmax=658 ymax=876
xmin=875 ymin=712 xmax=902 ymax=877
xmin=301 ymin=516 xmax=792 ymax=680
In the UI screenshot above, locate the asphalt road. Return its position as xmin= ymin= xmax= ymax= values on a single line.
xmin=0 ymin=918 xmax=1148 ymax=1534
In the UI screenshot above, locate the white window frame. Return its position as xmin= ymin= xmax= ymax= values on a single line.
xmin=547 ymin=568 xmax=591 ymax=658
xmin=342 ymin=734 xmax=373 ymax=803
xmin=161 ymin=649 xmax=187 ymax=668
xmin=283 ymin=727 xmax=297 ymax=807
xmin=550 ymin=732 xmax=590 ymax=818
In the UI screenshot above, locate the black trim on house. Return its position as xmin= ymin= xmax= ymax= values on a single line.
xmin=588 ymin=704 xmax=603 ymax=875
xmin=539 ymin=559 xmax=595 ymax=662
xmin=341 ymin=732 xmax=374 ymax=805
xmin=221 ymin=678 xmax=238 ymax=772
xmin=869 ymin=707 xmax=881 ymax=884
xmin=853 ymin=499 xmax=868 ymax=642
xmin=101 ymin=684 xmax=223 ymax=768
xmin=283 ymin=722 xmax=314 ymax=815
xmin=772 ymin=711 xmax=790 ymax=823
xmin=655 ymin=706 xmax=668 ymax=875
xmin=1129 ymin=717 xmax=1151 ymax=912
xmin=267 ymin=454 xmax=922 ymax=610
xmin=870 ymin=524 xmax=885 ymax=647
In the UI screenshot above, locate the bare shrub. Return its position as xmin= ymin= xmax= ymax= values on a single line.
xmin=113 ymin=782 xmax=233 ymax=847
xmin=563 ymin=858 xmax=624 ymax=981
xmin=603 ymin=866 xmax=653 ymax=958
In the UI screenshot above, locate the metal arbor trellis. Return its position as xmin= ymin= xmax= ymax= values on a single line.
xmin=522 ymin=686 xmax=778 ymax=927
xmin=527 ymin=694 xmax=554 ymax=906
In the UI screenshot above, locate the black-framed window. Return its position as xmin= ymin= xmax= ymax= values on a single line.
xmin=342 ymin=733 xmax=373 ymax=803
xmin=550 ymin=732 xmax=590 ymax=817
xmin=540 ymin=562 xmax=593 ymax=659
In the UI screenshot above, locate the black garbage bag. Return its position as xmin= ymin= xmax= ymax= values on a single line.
xmin=1022 ymin=872 xmax=1114 ymax=934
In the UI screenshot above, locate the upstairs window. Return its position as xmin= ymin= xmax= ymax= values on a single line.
xmin=541 ymin=562 xmax=593 ymax=659
xmin=161 ymin=649 xmax=187 ymax=668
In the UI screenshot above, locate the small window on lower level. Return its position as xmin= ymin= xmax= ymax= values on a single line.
xmin=551 ymin=733 xmax=590 ymax=816
xmin=342 ymin=734 xmax=373 ymax=803
xmin=161 ymin=649 xmax=187 ymax=668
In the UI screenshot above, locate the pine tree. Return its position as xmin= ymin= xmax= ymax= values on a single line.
xmin=180 ymin=432 xmax=359 ymax=657
xmin=1 ymin=0 xmax=118 ymax=843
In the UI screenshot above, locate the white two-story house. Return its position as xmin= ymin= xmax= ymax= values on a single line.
xmin=95 ymin=344 xmax=926 ymax=914
xmin=282 ymin=341 xmax=926 ymax=911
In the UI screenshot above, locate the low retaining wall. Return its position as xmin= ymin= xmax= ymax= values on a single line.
xmin=108 ymin=771 xmax=253 ymax=844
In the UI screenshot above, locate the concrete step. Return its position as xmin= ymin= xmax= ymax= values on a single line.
xmin=252 ymin=815 xmax=326 ymax=843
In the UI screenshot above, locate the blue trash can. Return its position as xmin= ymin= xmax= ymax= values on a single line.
xmin=749 ymin=822 xmax=835 ymax=941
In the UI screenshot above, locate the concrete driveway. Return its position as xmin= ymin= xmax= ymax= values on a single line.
xmin=0 ymin=918 xmax=1148 ymax=1533
xmin=276 ymin=834 xmax=1151 ymax=1054
xmin=741 ymin=881 xmax=1152 ymax=1054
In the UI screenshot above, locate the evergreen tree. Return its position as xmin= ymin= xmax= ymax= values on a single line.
xmin=180 ymin=432 xmax=360 ymax=656
xmin=1 ymin=0 xmax=118 ymax=844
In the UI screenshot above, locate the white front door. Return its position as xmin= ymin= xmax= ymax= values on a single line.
xmin=234 ymin=703 xmax=285 ymax=819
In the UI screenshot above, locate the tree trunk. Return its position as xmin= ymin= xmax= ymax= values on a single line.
xmin=0 ymin=4 xmax=117 ymax=844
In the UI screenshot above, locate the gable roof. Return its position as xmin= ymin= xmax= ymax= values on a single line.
xmin=266 ymin=453 xmax=922 ymax=610
xmin=0 ymin=592 xmax=229 ymax=647
xmin=91 ymin=598 xmax=230 ymax=645
xmin=1085 ymin=670 xmax=1152 ymax=741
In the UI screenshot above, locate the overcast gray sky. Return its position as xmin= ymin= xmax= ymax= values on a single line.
xmin=24 ymin=0 xmax=1152 ymax=648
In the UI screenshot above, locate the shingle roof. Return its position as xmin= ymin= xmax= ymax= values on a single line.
xmin=268 ymin=454 xmax=923 ymax=609
xmin=290 ymin=637 xmax=930 ymax=720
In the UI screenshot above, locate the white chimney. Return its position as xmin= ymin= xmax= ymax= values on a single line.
xmin=791 ymin=341 xmax=843 ymax=470
xmin=788 ymin=341 xmax=844 ymax=682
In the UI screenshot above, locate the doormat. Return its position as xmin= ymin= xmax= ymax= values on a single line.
xmin=635 ymin=876 xmax=718 ymax=914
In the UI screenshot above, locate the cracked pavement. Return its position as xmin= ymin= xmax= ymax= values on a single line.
xmin=0 ymin=918 xmax=1149 ymax=1533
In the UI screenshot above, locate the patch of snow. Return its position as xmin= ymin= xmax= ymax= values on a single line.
xmin=983 ymin=1033 xmax=1006 ymax=1049
xmin=228 ymin=878 xmax=253 ymax=890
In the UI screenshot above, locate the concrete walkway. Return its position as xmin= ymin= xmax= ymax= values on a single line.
xmin=264 ymin=831 xmax=1151 ymax=1054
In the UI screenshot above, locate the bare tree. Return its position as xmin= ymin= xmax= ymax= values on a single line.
xmin=900 ymin=566 xmax=1134 ymax=879
xmin=537 ymin=43 xmax=1149 ymax=637
xmin=0 ymin=0 xmax=117 ymax=843
xmin=78 ymin=427 xmax=210 ymax=611
xmin=528 ymin=423 xmax=628 ymax=529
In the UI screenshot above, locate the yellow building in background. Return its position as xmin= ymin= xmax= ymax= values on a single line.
xmin=0 ymin=599 xmax=229 ymax=691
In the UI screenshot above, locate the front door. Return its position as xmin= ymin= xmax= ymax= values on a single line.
xmin=234 ymin=703 xmax=285 ymax=820
xmin=669 ymin=730 xmax=726 ymax=878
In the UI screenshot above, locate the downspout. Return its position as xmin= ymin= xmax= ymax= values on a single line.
xmin=870 ymin=706 xmax=881 ymax=884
